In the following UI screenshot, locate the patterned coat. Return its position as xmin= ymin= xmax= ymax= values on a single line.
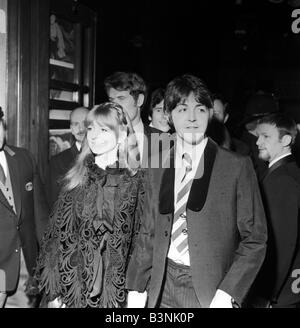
xmin=35 ymin=156 xmax=145 ymax=308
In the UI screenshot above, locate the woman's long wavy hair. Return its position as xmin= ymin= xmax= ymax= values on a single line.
xmin=63 ymin=102 xmax=141 ymax=191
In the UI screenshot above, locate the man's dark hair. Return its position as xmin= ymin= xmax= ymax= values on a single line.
xmin=104 ymin=71 xmax=147 ymax=106
xmin=164 ymin=74 xmax=213 ymax=114
xmin=258 ymin=112 xmax=298 ymax=145
xmin=0 ymin=106 xmax=3 ymax=120
xmin=148 ymin=88 xmax=165 ymax=117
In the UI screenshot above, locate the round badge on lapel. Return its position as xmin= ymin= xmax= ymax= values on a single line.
xmin=25 ymin=182 xmax=33 ymax=191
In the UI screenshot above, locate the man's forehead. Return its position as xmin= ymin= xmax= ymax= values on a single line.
xmin=71 ymin=109 xmax=88 ymax=122
xmin=257 ymin=123 xmax=277 ymax=133
xmin=108 ymin=88 xmax=130 ymax=97
xmin=213 ymin=99 xmax=225 ymax=112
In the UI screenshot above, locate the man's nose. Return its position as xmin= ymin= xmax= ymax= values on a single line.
xmin=188 ymin=108 xmax=196 ymax=121
xmin=256 ymin=136 xmax=261 ymax=146
xmin=79 ymin=123 xmax=86 ymax=132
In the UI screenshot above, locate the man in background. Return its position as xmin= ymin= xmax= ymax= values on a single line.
xmin=251 ymin=113 xmax=300 ymax=308
xmin=0 ymin=107 xmax=49 ymax=307
xmin=104 ymin=71 xmax=162 ymax=167
xmin=46 ymin=107 xmax=89 ymax=208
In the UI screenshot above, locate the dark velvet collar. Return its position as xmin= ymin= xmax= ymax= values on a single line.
xmin=159 ymin=138 xmax=218 ymax=214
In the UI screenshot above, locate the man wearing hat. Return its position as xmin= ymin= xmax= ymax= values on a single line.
xmin=0 ymin=107 xmax=49 ymax=307
xmin=240 ymin=92 xmax=279 ymax=180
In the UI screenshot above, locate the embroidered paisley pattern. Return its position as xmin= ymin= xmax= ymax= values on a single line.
xmin=35 ymin=158 xmax=145 ymax=308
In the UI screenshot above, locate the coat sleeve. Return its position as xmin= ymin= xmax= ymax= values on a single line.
xmin=263 ymin=173 xmax=299 ymax=300
xmin=218 ymin=157 xmax=268 ymax=306
xmin=126 ymin=169 xmax=156 ymax=292
xmin=27 ymin=151 xmax=50 ymax=244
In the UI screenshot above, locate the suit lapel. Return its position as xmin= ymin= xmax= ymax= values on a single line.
xmin=5 ymin=147 xmax=21 ymax=218
xmin=263 ymin=154 xmax=294 ymax=182
xmin=0 ymin=185 xmax=12 ymax=211
xmin=187 ymin=138 xmax=217 ymax=212
xmin=158 ymin=138 xmax=218 ymax=215
xmin=159 ymin=147 xmax=175 ymax=214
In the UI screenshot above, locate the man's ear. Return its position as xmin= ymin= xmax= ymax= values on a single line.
xmin=148 ymin=115 xmax=152 ymax=122
xmin=224 ymin=113 xmax=229 ymax=124
xmin=137 ymin=94 xmax=145 ymax=108
xmin=208 ymin=107 xmax=214 ymax=120
xmin=282 ymin=134 xmax=292 ymax=147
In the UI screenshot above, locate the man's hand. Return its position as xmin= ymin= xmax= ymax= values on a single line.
xmin=209 ymin=289 xmax=234 ymax=308
xmin=127 ymin=291 xmax=147 ymax=308
xmin=48 ymin=297 xmax=66 ymax=308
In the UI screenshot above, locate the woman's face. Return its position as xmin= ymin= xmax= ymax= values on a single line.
xmin=87 ymin=120 xmax=118 ymax=155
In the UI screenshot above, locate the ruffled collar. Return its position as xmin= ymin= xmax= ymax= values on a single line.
xmin=84 ymin=154 xmax=128 ymax=184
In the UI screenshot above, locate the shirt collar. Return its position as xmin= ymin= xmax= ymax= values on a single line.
xmin=175 ymin=137 xmax=208 ymax=168
xmin=133 ymin=119 xmax=144 ymax=135
xmin=269 ymin=152 xmax=292 ymax=168
xmin=75 ymin=141 xmax=81 ymax=151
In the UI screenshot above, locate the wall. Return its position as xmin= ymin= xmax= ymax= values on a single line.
xmin=0 ymin=0 xmax=7 ymax=113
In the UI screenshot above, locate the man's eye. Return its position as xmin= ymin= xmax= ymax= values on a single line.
xmin=87 ymin=127 xmax=92 ymax=131
xmin=101 ymin=128 xmax=108 ymax=132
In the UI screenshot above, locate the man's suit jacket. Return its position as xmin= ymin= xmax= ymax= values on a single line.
xmin=45 ymin=143 xmax=79 ymax=208
xmin=0 ymin=145 xmax=49 ymax=292
xmin=254 ymin=155 xmax=300 ymax=306
xmin=141 ymin=124 xmax=164 ymax=168
xmin=126 ymin=138 xmax=267 ymax=308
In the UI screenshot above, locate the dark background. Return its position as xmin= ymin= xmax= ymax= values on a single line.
xmin=80 ymin=0 xmax=300 ymax=128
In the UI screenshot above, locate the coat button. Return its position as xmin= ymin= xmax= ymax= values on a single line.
xmin=16 ymin=225 xmax=20 ymax=231
xmin=164 ymin=231 xmax=168 ymax=237
xmin=15 ymin=249 xmax=19 ymax=253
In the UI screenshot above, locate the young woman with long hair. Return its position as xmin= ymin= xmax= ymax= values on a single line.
xmin=35 ymin=102 xmax=145 ymax=308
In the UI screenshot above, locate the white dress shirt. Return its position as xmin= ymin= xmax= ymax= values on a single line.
xmin=133 ymin=119 xmax=144 ymax=161
xmin=0 ymin=150 xmax=8 ymax=177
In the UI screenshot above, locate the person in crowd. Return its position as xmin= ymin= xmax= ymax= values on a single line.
xmin=104 ymin=71 xmax=163 ymax=168
xmin=211 ymin=93 xmax=249 ymax=155
xmin=0 ymin=107 xmax=49 ymax=308
xmin=281 ymin=99 xmax=300 ymax=167
xmin=240 ymin=92 xmax=279 ymax=181
xmin=148 ymin=88 xmax=171 ymax=133
xmin=126 ymin=74 xmax=267 ymax=308
xmin=46 ymin=107 xmax=89 ymax=207
xmin=249 ymin=113 xmax=300 ymax=308
xmin=35 ymin=102 xmax=146 ymax=308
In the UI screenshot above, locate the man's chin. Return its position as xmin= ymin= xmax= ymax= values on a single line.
xmin=258 ymin=153 xmax=268 ymax=162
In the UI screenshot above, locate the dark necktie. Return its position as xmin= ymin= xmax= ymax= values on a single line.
xmin=0 ymin=162 xmax=6 ymax=185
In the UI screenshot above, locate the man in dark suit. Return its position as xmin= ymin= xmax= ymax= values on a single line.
xmin=46 ymin=107 xmax=89 ymax=208
xmin=0 ymin=107 xmax=49 ymax=307
xmin=211 ymin=93 xmax=250 ymax=155
xmin=126 ymin=75 xmax=267 ymax=308
xmin=104 ymin=72 xmax=163 ymax=168
xmin=251 ymin=113 xmax=300 ymax=308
